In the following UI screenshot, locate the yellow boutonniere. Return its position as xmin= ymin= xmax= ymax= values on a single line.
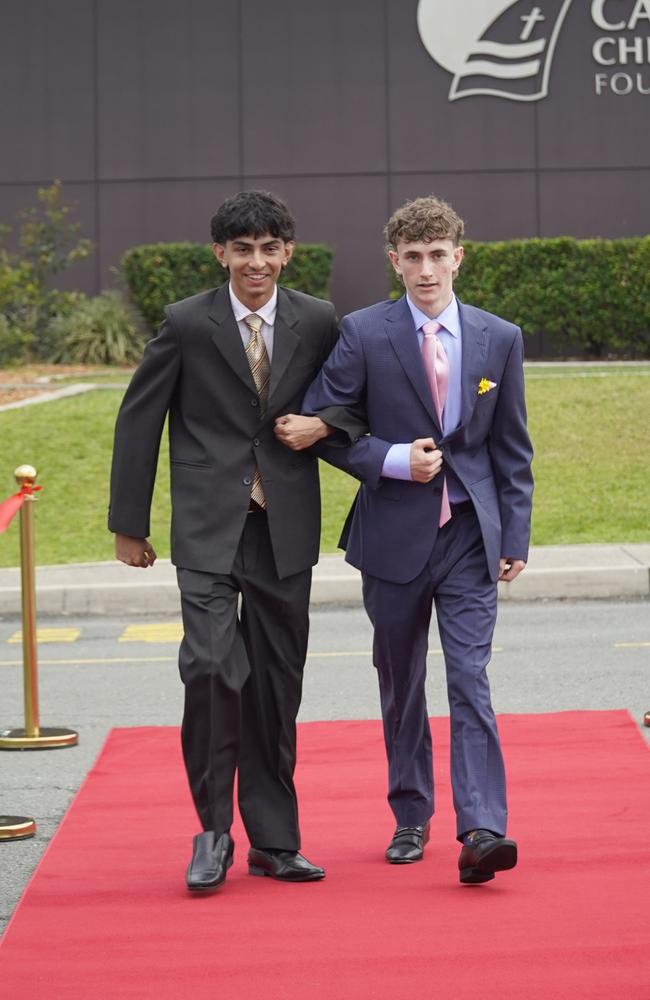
xmin=478 ymin=378 xmax=497 ymax=396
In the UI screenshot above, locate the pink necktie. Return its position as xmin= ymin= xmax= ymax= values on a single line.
xmin=421 ymin=321 xmax=452 ymax=527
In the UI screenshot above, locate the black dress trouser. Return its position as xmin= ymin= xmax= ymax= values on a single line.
xmin=176 ymin=509 xmax=312 ymax=851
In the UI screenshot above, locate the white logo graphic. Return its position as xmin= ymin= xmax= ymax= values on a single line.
xmin=417 ymin=0 xmax=574 ymax=101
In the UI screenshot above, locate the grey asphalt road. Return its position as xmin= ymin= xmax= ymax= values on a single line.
xmin=1 ymin=598 xmax=649 ymax=933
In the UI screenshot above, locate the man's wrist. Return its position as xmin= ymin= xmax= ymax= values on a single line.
xmin=313 ymin=418 xmax=334 ymax=440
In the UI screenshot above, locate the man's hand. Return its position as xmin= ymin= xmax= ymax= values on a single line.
xmin=498 ymin=557 xmax=526 ymax=582
xmin=410 ymin=438 xmax=443 ymax=483
xmin=274 ymin=414 xmax=333 ymax=451
xmin=115 ymin=533 xmax=157 ymax=568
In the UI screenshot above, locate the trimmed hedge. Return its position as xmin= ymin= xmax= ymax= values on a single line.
xmin=389 ymin=236 xmax=650 ymax=356
xmin=122 ymin=241 xmax=333 ymax=331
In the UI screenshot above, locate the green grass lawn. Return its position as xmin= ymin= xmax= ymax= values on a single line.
xmin=526 ymin=372 xmax=650 ymax=544
xmin=0 ymin=369 xmax=648 ymax=567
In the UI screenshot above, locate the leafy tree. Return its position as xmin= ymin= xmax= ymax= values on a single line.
xmin=0 ymin=181 xmax=94 ymax=362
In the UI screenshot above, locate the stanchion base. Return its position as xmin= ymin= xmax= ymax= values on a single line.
xmin=0 ymin=816 xmax=36 ymax=841
xmin=644 ymin=712 xmax=650 ymax=728
xmin=0 ymin=727 xmax=79 ymax=750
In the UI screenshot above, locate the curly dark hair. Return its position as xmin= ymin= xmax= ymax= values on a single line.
xmin=210 ymin=190 xmax=296 ymax=244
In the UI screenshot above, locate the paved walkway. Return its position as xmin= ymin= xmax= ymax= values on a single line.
xmin=0 ymin=543 xmax=649 ymax=616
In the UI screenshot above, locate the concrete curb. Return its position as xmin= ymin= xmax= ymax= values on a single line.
xmin=0 ymin=544 xmax=648 ymax=616
xmin=0 ymin=383 xmax=100 ymax=412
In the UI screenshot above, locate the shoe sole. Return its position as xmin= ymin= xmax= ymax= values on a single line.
xmin=248 ymin=864 xmax=325 ymax=881
xmin=459 ymin=841 xmax=517 ymax=885
xmin=459 ymin=867 xmax=495 ymax=884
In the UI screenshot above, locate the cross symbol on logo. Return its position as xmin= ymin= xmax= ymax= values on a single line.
xmin=520 ymin=6 xmax=546 ymax=40
xmin=416 ymin=0 xmax=574 ymax=103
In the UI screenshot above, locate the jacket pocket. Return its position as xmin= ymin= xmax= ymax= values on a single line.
xmin=469 ymin=475 xmax=499 ymax=515
xmin=171 ymin=460 xmax=211 ymax=470
xmin=470 ymin=474 xmax=495 ymax=497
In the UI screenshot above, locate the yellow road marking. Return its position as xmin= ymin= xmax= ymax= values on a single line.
xmin=0 ymin=647 xmax=502 ymax=667
xmin=0 ymin=656 xmax=177 ymax=666
xmin=8 ymin=628 xmax=80 ymax=644
xmin=310 ymin=651 xmax=371 ymax=658
xmin=614 ymin=641 xmax=650 ymax=648
xmin=119 ymin=623 xmax=184 ymax=643
xmin=306 ymin=649 xmax=506 ymax=658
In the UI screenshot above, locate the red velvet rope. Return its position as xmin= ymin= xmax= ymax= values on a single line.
xmin=0 ymin=484 xmax=43 ymax=533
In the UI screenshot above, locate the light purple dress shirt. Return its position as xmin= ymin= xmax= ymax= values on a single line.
xmin=411 ymin=294 xmax=463 ymax=435
xmin=381 ymin=295 xmax=467 ymax=502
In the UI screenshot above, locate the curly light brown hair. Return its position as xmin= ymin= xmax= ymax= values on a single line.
xmin=384 ymin=195 xmax=465 ymax=251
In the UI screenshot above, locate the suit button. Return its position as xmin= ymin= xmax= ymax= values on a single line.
xmin=251 ymin=399 xmax=258 ymax=407
xmin=253 ymin=438 xmax=260 ymax=447
xmin=243 ymin=476 xmax=252 ymax=485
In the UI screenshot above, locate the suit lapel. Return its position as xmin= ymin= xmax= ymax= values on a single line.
xmin=385 ymin=297 xmax=442 ymax=438
xmin=268 ymin=288 xmax=300 ymax=402
xmin=458 ymin=301 xmax=489 ymax=429
xmin=208 ymin=284 xmax=301 ymax=402
xmin=208 ymin=283 xmax=257 ymax=393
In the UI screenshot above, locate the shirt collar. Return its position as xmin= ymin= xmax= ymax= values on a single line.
xmin=229 ymin=283 xmax=278 ymax=326
xmin=406 ymin=293 xmax=461 ymax=338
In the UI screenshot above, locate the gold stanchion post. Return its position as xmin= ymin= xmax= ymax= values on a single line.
xmin=0 ymin=816 xmax=36 ymax=841
xmin=0 ymin=465 xmax=78 ymax=749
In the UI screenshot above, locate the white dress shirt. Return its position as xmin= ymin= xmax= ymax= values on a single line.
xmin=229 ymin=284 xmax=278 ymax=360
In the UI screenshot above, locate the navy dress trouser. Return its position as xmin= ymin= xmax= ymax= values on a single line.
xmin=362 ymin=506 xmax=507 ymax=841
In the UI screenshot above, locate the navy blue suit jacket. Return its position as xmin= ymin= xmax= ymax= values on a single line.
xmin=305 ymin=296 xmax=534 ymax=584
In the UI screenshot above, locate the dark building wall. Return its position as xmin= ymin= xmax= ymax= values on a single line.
xmin=2 ymin=0 xmax=649 ymax=319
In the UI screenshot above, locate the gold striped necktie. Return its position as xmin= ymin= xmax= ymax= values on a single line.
xmin=244 ymin=313 xmax=270 ymax=508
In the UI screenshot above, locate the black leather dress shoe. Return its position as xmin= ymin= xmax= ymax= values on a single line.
xmin=458 ymin=830 xmax=517 ymax=884
xmin=247 ymin=848 xmax=325 ymax=881
xmin=186 ymin=831 xmax=234 ymax=892
xmin=385 ymin=822 xmax=431 ymax=863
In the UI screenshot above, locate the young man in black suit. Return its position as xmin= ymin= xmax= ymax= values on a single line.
xmin=109 ymin=191 xmax=359 ymax=892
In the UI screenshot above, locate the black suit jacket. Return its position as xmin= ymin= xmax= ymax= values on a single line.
xmin=109 ymin=282 xmax=357 ymax=579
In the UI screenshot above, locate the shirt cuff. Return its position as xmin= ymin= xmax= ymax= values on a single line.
xmin=381 ymin=443 xmax=413 ymax=481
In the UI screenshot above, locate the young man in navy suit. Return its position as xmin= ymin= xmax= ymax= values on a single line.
xmin=289 ymin=196 xmax=533 ymax=884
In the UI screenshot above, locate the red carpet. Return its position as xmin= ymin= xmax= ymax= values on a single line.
xmin=1 ymin=711 xmax=649 ymax=998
